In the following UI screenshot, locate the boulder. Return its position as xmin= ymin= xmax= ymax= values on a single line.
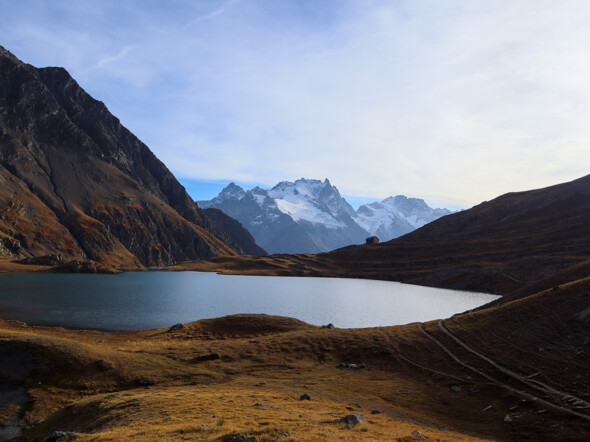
xmin=337 ymin=362 xmax=366 ymax=370
xmin=167 ymin=323 xmax=184 ymax=332
xmin=43 ymin=431 xmax=77 ymax=442
xmin=339 ymin=413 xmax=365 ymax=429
xmin=193 ymin=353 xmax=221 ymax=362
xmin=221 ymin=435 xmax=259 ymax=442
xmin=135 ymin=377 xmax=155 ymax=386
xmin=95 ymin=360 xmax=113 ymax=371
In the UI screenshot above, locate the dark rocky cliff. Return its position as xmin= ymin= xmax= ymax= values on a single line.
xmin=203 ymin=208 xmax=267 ymax=256
xmin=0 ymin=45 xmax=261 ymax=267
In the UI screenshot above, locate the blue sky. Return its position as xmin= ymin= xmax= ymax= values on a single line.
xmin=2 ymin=1 xmax=590 ymax=210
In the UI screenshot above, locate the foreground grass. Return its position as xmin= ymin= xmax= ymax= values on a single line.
xmin=1 ymin=308 xmax=586 ymax=441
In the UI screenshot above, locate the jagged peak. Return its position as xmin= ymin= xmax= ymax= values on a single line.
xmin=0 ymin=45 xmax=18 ymax=60
xmin=211 ymin=182 xmax=246 ymax=202
xmin=250 ymin=186 xmax=268 ymax=194
xmin=271 ymin=180 xmax=295 ymax=191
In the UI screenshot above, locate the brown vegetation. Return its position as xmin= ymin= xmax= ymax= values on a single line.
xmin=1 ymin=279 xmax=589 ymax=442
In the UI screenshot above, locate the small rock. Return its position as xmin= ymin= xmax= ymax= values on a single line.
xmin=279 ymin=431 xmax=291 ymax=437
xmin=349 ymin=402 xmax=361 ymax=408
xmin=43 ymin=431 xmax=77 ymax=442
xmin=371 ymin=409 xmax=384 ymax=414
xmin=481 ymin=405 xmax=492 ymax=412
xmin=135 ymin=377 xmax=155 ymax=386
xmin=412 ymin=430 xmax=421 ymax=436
xmin=504 ymin=414 xmax=513 ymax=422
xmin=321 ymin=323 xmax=334 ymax=329
xmin=167 ymin=323 xmax=184 ymax=332
xmin=95 ymin=359 xmax=113 ymax=371
xmin=299 ymin=393 xmax=311 ymax=401
xmin=339 ymin=413 xmax=365 ymax=429
xmin=193 ymin=353 xmax=221 ymax=362
xmin=450 ymin=385 xmax=462 ymax=392
xmin=337 ymin=362 xmax=366 ymax=370
xmin=221 ymin=435 xmax=259 ymax=442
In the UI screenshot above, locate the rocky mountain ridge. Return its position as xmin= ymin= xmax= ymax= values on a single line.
xmin=199 ymin=178 xmax=453 ymax=254
xmin=0 ymin=45 xmax=264 ymax=268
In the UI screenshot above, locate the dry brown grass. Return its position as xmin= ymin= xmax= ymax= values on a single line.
xmin=0 ymin=316 xmax=497 ymax=441
xmin=0 ymin=257 xmax=50 ymax=273
xmin=2 ymin=295 xmax=587 ymax=441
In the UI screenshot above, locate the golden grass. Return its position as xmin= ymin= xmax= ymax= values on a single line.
xmin=36 ymin=384 xmax=483 ymax=441
xmin=3 ymin=305 xmax=583 ymax=441
xmin=0 ymin=317 xmax=498 ymax=441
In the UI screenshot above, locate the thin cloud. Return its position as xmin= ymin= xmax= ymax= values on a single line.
xmin=2 ymin=1 xmax=590 ymax=208
xmin=92 ymin=45 xmax=135 ymax=70
xmin=186 ymin=0 xmax=240 ymax=25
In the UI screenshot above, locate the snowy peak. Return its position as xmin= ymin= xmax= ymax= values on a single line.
xmin=356 ymin=195 xmax=454 ymax=240
xmin=220 ymin=182 xmax=246 ymax=200
xmin=199 ymin=183 xmax=245 ymax=208
xmin=198 ymin=178 xmax=455 ymax=253
xmin=382 ymin=195 xmax=430 ymax=213
xmin=267 ymin=178 xmax=355 ymax=227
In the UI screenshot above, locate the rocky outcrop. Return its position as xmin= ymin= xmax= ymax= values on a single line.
xmin=203 ymin=208 xmax=266 ymax=256
xmin=0 ymin=45 xmax=255 ymax=267
xmin=44 ymin=260 xmax=119 ymax=274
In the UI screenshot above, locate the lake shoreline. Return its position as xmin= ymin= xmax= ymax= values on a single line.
xmin=0 ymin=271 xmax=499 ymax=332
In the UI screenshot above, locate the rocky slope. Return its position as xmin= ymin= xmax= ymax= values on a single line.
xmin=199 ymin=179 xmax=452 ymax=254
xmin=0 ymin=45 xmax=263 ymax=268
xmin=203 ymin=208 xmax=267 ymax=256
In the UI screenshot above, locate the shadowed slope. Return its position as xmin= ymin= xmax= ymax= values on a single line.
xmin=0 ymin=46 xmax=250 ymax=267
xmin=181 ymin=173 xmax=590 ymax=298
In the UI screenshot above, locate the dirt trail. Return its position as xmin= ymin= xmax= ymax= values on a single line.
xmin=419 ymin=322 xmax=590 ymax=421
xmin=438 ymin=320 xmax=590 ymax=411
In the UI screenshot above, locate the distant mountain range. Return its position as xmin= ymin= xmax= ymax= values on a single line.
xmin=0 ymin=45 xmax=264 ymax=269
xmin=198 ymin=179 xmax=454 ymax=254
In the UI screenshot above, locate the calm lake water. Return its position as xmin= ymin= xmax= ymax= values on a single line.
xmin=0 ymin=272 xmax=499 ymax=330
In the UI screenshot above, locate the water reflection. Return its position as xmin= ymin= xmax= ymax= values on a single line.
xmin=0 ymin=272 xmax=499 ymax=330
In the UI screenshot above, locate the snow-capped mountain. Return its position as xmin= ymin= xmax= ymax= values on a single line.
xmin=198 ymin=179 xmax=367 ymax=254
xmin=356 ymin=196 xmax=454 ymax=241
xmin=198 ymin=179 xmax=454 ymax=254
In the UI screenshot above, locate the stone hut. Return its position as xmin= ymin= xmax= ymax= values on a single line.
xmin=365 ymin=236 xmax=379 ymax=245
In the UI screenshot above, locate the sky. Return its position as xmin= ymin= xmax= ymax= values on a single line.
xmin=2 ymin=0 xmax=590 ymax=210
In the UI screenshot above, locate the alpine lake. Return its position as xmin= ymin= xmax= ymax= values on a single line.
xmin=0 ymin=272 xmax=500 ymax=331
